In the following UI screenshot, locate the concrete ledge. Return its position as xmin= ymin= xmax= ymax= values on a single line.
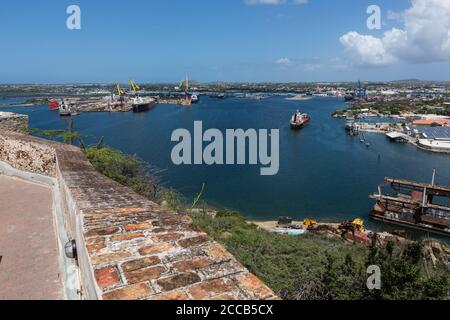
xmin=0 ymin=128 xmax=277 ymax=300
xmin=0 ymin=160 xmax=81 ymax=300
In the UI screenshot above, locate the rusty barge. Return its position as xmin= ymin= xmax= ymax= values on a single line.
xmin=370 ymin=173 xmax=450 ymax=237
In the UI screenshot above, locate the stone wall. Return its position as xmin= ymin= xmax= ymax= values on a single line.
xmin=0 ymin=128 xmax=277 ymax=300
xmin=0 ymin=112 xmax=28 ymax=134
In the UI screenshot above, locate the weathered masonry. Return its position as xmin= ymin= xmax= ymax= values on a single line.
xmin=0 ymin=112 xmax=28 ymax=133
xmin=0 ymin=113 xmax=277 ymax=300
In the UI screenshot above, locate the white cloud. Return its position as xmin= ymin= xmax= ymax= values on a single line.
xmin=275 ymin=57 xmax=292 ymax=65
xmin=245 ymin=0 xmax=308 ymax=5
xmin=340 ymin=0 xmax=450 ymax=66
xmin=340 ymin=32 xmax=397 ymax=66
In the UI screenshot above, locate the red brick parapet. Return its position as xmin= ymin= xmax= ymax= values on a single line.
xmin=0 ymin=129 xmax=277 ymax=300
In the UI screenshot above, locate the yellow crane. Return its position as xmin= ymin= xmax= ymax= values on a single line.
xmin=178 ymin=75 xmax=189 ymax=94
xmin=128 ymin=80 xmax=140 ymax=94
xmin=116 ymin=83 xmax=125 ymax=96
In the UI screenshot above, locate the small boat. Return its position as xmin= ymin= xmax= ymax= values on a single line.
xmin=290 ymin=110 xmax=310 ymax=130
xmin=132 ymin=96 xmax=157 ymax=113
xmin=48 ymin=99 xmax=59 ymax=111
xmin=359 ymin=132 xmax=366 ymax=143
xmin=210 ymin=93 xmax=225 ymax=99
xmin=190 ymin=94 xmax=199 ymax=103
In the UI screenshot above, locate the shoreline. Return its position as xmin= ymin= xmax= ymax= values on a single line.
xmin=0 ymin=103 xmax=36 ymax=108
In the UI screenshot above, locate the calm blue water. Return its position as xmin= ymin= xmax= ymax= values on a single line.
xmin=2 ymin=97 xmax=450 ymax=230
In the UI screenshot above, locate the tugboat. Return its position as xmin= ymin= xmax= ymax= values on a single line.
xmin=290 ymin=110 xmax=310 ymax=130
xmin=48 ymin=99 xmax=59 ymax=111
xmin=132 ymin=96 xmax=157 ymax=113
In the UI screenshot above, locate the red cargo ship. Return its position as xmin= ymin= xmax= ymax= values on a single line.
xmin=290 ymin=110 xmax=310 ymax=129
xmin=48 ymin=99 xmax=59 ymax=110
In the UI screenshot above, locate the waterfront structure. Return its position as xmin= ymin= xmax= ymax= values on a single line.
xmin=417 ymin=139 xmax=450 ymax=152
xmin=370 ymin=177 xmax=450 ymax=236
xmin=412 ymin=119 xmax=450 ymax=126
xmin=355 ymin=80 xmax=368 ymax=99
xmin=406 ymin=126 xmax=450 ymax=152
xmin=386 ymin=131 xmax=409 ymax=143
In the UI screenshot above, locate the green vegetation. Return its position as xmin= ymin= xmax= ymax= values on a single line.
xmin=365 ymin=239 xmax=449 ymax=300
xmin=30 ymin=124 xmax=450 ymax=300
xmin=31 ymin=128 xmax=90 ymax=145
xmin=22 ymin=98 xmax=49 ymax=105
xmin=191 ymin=211 xmax=449 ymax=300
xmin=30 ymin=120 xmax=92 ymax=145
xmin=352 ymin=99 xmax=450 ymax=116
xmin=84 ymin=146 xmax=167 ymax=204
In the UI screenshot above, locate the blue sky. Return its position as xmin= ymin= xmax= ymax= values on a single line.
xmin=1 ymin=0 xmax=449 ymax=83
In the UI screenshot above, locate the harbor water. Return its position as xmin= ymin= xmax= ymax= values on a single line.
xmin=2 ymin=96 xmax=450 ymax=233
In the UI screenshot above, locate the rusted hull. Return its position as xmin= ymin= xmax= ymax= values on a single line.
xmin=370 ymin=210 xmax=450 ymax=237
xmin=369 ymin=176 xmax=450 ymax=237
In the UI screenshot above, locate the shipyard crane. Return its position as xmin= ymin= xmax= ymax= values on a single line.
xmin=128 ymin=80 xmax=140 ymax=94
xmin=178 ymin=75 xmax=189 ymax=94
xmin=178 ymin=75 xmax=192 ymax=106
xmin=116 ymin=83 xmax=126 ymax=96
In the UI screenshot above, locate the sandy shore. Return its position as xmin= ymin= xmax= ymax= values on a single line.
xmin=250 ymin=220 xmax=340 ymax=232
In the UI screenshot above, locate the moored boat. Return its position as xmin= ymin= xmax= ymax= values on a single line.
xmin=290 ymin=110 xmax=310 ymax=129
xmin=132 ymin=97 xmax=157 ymax=113
xmin=59 ymin=103 xmax=71 ymax=117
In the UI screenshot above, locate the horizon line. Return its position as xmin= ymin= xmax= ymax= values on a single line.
xmin=1 ymin=79 xmax=449 ymax=86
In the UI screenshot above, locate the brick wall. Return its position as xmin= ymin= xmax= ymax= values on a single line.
xmin=0 ymin=128 xmax=277 ymax=300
